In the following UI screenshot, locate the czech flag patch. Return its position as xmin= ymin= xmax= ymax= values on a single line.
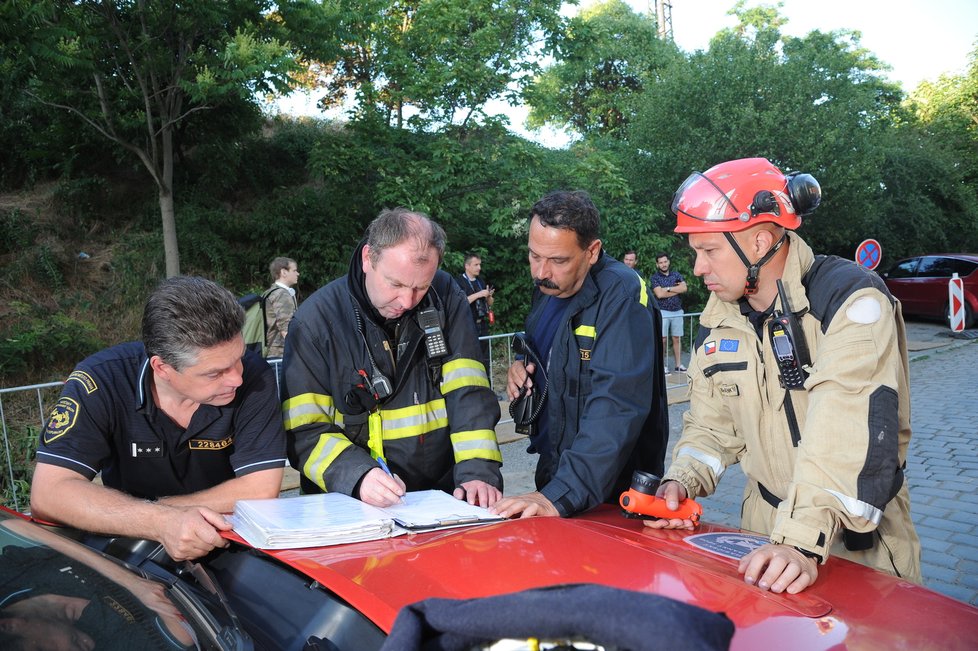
xmin=704 ymin=340 xmax=717 ymax=355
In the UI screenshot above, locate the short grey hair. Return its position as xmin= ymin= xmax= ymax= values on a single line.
xmin=142 ymin=276 xmax=244 ymax=371
xmin=365 ymin=207 xmax=446 ymax=266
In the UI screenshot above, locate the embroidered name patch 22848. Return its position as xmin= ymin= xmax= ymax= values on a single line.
xmin=189 ymin=437 xmax=233 ymax=451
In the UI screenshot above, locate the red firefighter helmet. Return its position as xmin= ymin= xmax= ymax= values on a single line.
xmin=671 ymin=158 xmax=821 ymax=233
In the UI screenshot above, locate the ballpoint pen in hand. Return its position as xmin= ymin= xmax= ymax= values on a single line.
xmin=375 ymin=456 xmax=404 ymax=504
xmin=376 ymin=456 xmax=394 ymax=477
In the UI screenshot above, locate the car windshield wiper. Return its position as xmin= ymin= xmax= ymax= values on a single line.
xmin=173 ymin=560 xmax=253 ymax=651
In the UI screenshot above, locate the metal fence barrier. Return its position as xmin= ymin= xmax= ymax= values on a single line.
xmin=0 ymin=380 xmax=64 ymax=512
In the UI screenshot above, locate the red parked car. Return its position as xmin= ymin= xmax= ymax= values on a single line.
xmin=4 ymin=505 xmax=977 ymax=650
xmin=881 ymin=254 xmax=978 ymax=329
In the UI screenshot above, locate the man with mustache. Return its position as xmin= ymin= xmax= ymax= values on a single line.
xmin=491 ymin=190 xmax=669 ymax=518
xmin=31 ymin=276 xmax=287 ymax=561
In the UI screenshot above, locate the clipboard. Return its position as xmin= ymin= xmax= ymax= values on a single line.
xmin=391 ymin=515 xmax=502 ymax=531
xmin=381 ymin=490 xmax=505 ymax=531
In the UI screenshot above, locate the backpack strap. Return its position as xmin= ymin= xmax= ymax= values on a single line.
xmin=260 ymin=286 xmax=288 ymax=352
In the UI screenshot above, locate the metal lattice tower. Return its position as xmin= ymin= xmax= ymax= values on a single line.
xmin=654 ymin=0 xmax=673 ymax=41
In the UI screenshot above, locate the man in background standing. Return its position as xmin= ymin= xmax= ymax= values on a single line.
xmin=455 ymin=253 xmax=494 ymax=369
xmin=649 ymin=253 xmax=687 ymax=374
xmin=265 ymin=257 xmax=300 ymax=359
xmin=622 ymin=250 xmax=639 ymax=272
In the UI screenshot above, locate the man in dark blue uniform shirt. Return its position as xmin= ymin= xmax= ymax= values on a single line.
xmin=31 ymin=277 xmax=287 ymax=560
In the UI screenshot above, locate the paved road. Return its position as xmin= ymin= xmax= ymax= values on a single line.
xmin=500 ymin=322 xmax=978 ymax=606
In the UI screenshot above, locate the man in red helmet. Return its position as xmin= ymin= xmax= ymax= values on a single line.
xmin=645 ymin=158 xmax=921 ymax=594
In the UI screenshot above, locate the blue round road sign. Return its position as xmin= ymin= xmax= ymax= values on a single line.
xmin=855 ymin=239 xmax=882 ymax=270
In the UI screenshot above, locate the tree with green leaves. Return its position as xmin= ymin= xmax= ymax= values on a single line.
xmin=311 ymin=0 xmax=563 ymax=130
xmin=524 ymin=0 xmax=679 ymax=138
xmin=625 ymin=1 xmax=903 ymax=257
xmin=872 ymin=122 xmax=978 ymax=261
xmin=879 ymin=41 xmax=978 ymax=259
xmin=17 ymin=1 xmax=301 ymax=276
xmin=906 ymin=41 xmax=978 ymax=186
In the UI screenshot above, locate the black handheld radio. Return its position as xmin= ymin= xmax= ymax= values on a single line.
xmin=417 ymin=307 xmax=449 ymax=360
xmin=508 ymin=334 xmax=548 ymax=438
xmin=768 ymin=279 xmax=811 ymax=390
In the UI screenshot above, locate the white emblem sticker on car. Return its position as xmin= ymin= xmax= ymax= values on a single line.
xmin=684 ymin=532 xmax=768 ymax=560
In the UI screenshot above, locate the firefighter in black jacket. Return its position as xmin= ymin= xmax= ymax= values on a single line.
xmin=282 ymin=208 xmax=503 ymax=507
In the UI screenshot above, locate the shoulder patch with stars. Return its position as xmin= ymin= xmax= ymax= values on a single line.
xmin=66 ymin=370 xmax=98 ymax=394
xmin=44 ymin=397 xmax=80 ymax=443
xmin=131 ymin=442 xmax=164 ymax=458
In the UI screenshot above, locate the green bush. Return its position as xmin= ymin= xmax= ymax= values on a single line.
xmin=0 ymin=208 xmax=36 ymax=253
xmin=0 ymin=302 xmax=103 ymax=383
xmin=34 ymin=243 xmax=64 ymax=290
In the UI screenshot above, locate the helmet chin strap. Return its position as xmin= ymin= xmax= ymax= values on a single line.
xmin=723 ymin=231 xmax=788 ymax=296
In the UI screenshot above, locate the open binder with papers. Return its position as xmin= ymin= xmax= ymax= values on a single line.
xmin=232 ymin=489 xmax=505 ymax=550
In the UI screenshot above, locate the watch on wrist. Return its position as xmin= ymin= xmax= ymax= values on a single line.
xmin=793 ymin=546 xmax=822 ymax=563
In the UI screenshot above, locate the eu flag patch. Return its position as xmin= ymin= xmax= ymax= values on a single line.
xmin=719 ymin=339 xmax=740 ymax=352
xmin=704 ymin=340 xmax=717 ymax=355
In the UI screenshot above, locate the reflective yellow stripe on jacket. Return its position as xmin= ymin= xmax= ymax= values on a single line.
xmin=574 ymin=325 xmax=596 ymax=340
xmin=451 ymin=429 xmax=503 ymax=462
xmin=282 ymin=392 xmax=345 ymax=431
xmin=303 ymin=431 xmax=353 ymax=492
xmin=283 ymin=392 xmax=350 ymax=492
xmin=440 ymin=357 xmax=490 ymax=394
xmin=378 ymin=400 xmax=449 ymax=439
xmin=439 ymin=358 xmax=500 ymax=462
xmin=285 ymin=384 xmax=499 ymax=488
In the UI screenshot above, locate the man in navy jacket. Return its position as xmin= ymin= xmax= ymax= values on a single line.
xmin=492 ymin=191 xmax=669 ymax=518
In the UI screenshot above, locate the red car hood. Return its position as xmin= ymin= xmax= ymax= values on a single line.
xmin=231 ymin=506 xmax=978 ymax=650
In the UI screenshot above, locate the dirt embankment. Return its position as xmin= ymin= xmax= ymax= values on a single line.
xmin=1 ymin=181 xmax=146 ymax=385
